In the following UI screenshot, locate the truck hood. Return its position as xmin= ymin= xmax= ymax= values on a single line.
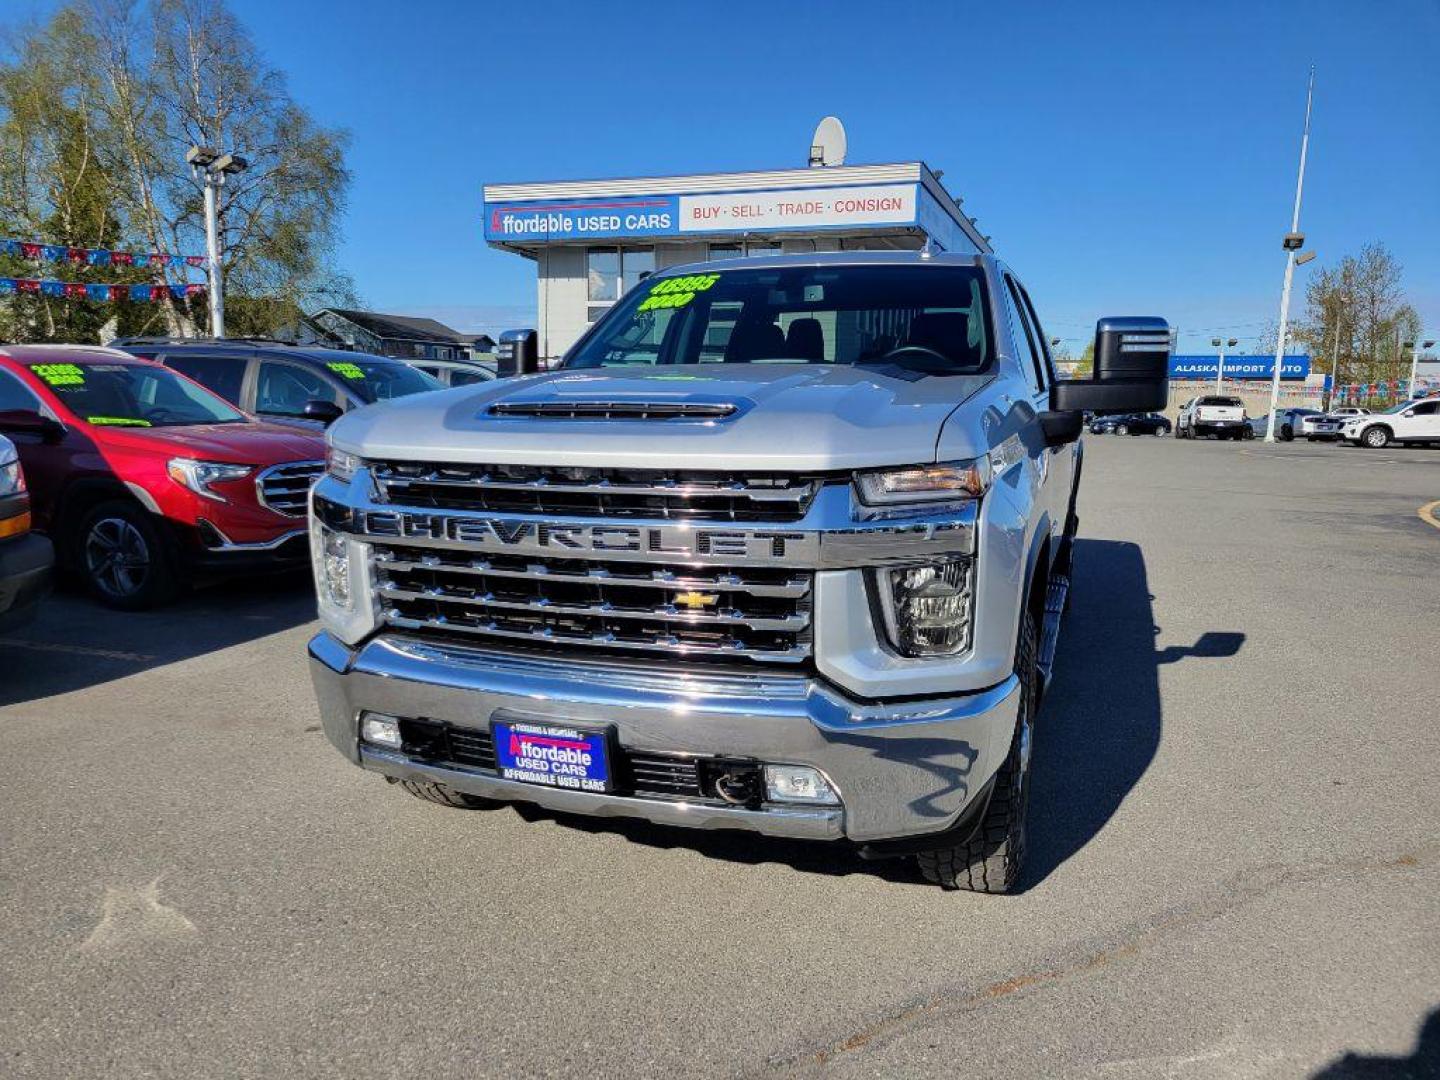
xmin=92 ymin=421 xmax=325 ymax=465
xmin=329 ymin=365 xmax=993 ymax=471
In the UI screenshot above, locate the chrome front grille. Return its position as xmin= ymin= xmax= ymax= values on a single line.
xmin=488 ymin=401 xmax=736 ymax=421
xmin=370 ymin=462 xmax=819 ymax=523
xmin=373 ymin=544 xmax=813 ymax=663
xmin=258 ymin=460 xmax=324 ymax=517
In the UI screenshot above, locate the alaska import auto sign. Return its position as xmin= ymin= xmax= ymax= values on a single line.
xmin=1169 ymin=355 xmax=1311 ymax=380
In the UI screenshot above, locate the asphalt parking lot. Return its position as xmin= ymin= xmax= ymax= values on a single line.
xmin=2 ymin=435 xmax=1438 ymax=1079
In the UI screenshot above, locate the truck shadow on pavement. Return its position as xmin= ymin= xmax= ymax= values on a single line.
xmin=1310 ymin=1005 xmax=1440 ymax=1078
xmin=0 ymin=572 xmax=316 ymax=707
xmin=1023 ymin=538 xmax=1243 ymax=892
xmin=512 ymin=538 xmax=1244 ymax=889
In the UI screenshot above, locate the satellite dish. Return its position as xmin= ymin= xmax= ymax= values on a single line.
xmin=809 ymin=116 xmax=847 ymax=167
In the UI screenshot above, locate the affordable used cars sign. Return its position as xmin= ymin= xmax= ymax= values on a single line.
xmin=1169 ymin=354 xmax=1311 ymax=380
xmin=483 ymin=184 xmax=919 ymax=242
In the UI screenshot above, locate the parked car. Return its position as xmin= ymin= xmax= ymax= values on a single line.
xmin=110 ymin=338 xmax=442 ymax=428
xmin=0 ymin=433 xmax=52 ymax=630
xmin=1176 ymin=395 xmax=1247 ymax=439
xmin=403 ymin=356 xmax=499 ymax=388
xmin=1089 ymin=412 xmax=1170 ymax=436
xmin=1339 ymin=397 xmax=1440 ymax=448
xmin=0 ymin=344 xmax=326 ymax=609
xmin=306 ymin=250 xmax=1173 ymax=893
xmin=1246 ymin=407 xmax=1324 ymax=441
xmin=1302 ymin=407 xmax=1370 ymax=441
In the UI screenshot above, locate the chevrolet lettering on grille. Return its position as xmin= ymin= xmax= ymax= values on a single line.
xmin=358 ymin=510 xmax=815 ymax=564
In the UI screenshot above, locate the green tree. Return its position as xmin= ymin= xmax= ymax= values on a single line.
xmin=1293 ymin=243 xmax=1420 ymax=389
xmin=0 ymin=0 xmax=355 ymax=343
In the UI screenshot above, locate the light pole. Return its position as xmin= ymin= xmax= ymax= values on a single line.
xmin=1265 ymin=68 xmax=1316 ymax=443
xmin=186 ymin=145 xmax=248 ymax=338
xmin=1212 ymin=337 xmax=1238 ymax=393
xmin=1407 ymin=339 xmax=1436 ymax=399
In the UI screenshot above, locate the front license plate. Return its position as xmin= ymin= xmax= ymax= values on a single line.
xmin=492 ymin=720 xmax=612 ymax=793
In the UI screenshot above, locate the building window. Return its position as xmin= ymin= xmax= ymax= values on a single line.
xmin=708 ymin=243 xmax=742 ymax=261
xmin=587 ymin=247 xmax=653 ymax=322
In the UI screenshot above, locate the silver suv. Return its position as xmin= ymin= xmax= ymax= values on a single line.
xmin=306 ymin=253 xmax=1169 ymax=891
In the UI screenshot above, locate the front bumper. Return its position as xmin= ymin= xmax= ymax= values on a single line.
xmin=309 ymin=631 xmax=1019 ymax=843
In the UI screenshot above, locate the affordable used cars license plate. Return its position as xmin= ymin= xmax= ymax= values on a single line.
xmin=492 ymin=719 xmax=612 ymax=793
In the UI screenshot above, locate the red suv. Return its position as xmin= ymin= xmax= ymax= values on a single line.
xmin=0 ymin=344 xmax=325 ymax=609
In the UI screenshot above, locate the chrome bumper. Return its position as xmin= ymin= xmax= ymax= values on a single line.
xmin=309 ymin=632 xmax=1019 ymax=843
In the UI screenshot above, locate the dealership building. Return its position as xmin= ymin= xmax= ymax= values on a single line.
xmin=481 ymin=161 xmax=989 ymax=362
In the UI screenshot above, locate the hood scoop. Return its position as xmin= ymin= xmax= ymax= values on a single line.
xmin=487 ymin=400 xmax=738 ymax=422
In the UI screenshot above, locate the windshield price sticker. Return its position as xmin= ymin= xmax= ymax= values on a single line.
xmin=326 ymin=361 xmax=366 ymax=380
xmin=492 ymin=720 xmax=612 ymax=793
xmin=86 ymin=416 xmax=152 ymax=427
xmin=636 ymin=272 xmax=720 ymax=312
xmin=29 ymin=363 xmax=86 ymax=387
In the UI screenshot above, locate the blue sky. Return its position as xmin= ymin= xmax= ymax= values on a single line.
xmin=8 ymin=0 xmax=1439 ymax=352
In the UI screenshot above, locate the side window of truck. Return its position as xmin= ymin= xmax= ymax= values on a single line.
xmin=1014 ymin=281 xmax=1055 ymax=389
xmin=1001 ymin=275 xmax=1045 ymax=395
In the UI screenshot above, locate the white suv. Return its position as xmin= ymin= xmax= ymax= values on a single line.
xmin=1302 ymin=407 xmax=1369 ymax=441
xmin=1341 ymin=398 xmax=1440 ymax=448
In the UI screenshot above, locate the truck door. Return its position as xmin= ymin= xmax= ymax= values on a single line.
xmin=1003 ymin=275 xmax=1073 ymax=549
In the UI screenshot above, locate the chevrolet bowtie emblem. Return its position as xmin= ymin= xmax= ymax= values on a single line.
xmin=673 ymin=590 xmax=719 ymax=610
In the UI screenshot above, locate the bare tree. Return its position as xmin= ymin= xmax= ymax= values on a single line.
xmin=1294 ymin=243 xmax=1420 ymax=388
xmin=0 ymin=0 xmax=354 ymax=342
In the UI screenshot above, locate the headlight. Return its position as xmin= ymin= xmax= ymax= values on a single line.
xmin=326 ymin=446 xmax=362 ymax=483
xmin=874 ymin=558 xmax=974 ymax=657
xmin=854 ymin=460 xmax=989 ymax=507
xmin=166 ymin=457 xmax=253 ymax=501
xmin=0 ymin=456 xmax=25 ymax=497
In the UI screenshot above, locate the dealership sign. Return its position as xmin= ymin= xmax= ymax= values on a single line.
xmin=484 ymin=183 xmax=924 ymax=242
xmin=1169 ymin=354 xmax=1311 ymax=380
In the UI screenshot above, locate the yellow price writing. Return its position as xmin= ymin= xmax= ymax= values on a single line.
xmin=87 ymin=416 xmax=152 ymax=427
xmin=29 ymin=363 xmax=86 ymax=387
xmin=327 ymin=362 xmax=366 ymax=380
xmin=636 ymin=273 xmax=721 ymax=313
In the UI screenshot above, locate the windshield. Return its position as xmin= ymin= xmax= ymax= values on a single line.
xmin=565 ymin=265 xmax=994 ymax=373
xmin=321 ymin=357 xmax=441 ymax=402
xmin=1380 ymin=399 xmax=1421 ymax=415
xmin=29 ymin=361 xmax=245 ymax=427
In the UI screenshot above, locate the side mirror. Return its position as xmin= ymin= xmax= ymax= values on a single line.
xmin=1051 ymin=317 xmax=1171 ymax=415
xmin=301 ymin=399 xmax=344 ymax=426
xmin=0 ymin=409 xmax=64 ymax=443
xmin=1038 ymin=410 xmax=1084 ymax=447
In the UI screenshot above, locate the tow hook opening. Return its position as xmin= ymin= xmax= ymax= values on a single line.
xmin=711 ymin=766 xmax=766 ymax=806
xmin=706 ymin=762 xmax=763 ymax=808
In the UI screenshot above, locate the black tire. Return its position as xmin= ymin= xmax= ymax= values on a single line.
xmin=1280 ymin=424 xmax=1294 ymax=441
xmin=916 ymin=610 xmax=1037 ymax=893
xmin=1362 ymin=425 xmax=1390 ymax=449
xmin=75 ymin=499 xmax=181 ymax=610
xmin=398 ymin=778 xmax=501 ymax=810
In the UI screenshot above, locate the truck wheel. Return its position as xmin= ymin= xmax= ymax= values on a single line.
xmin=1362 ymin=426 xmax=1390 ymax=449
xmin=397 ymin=778 xmax=501 ymax=810
xmin=76 ymin=499 xmax=181 ymax=610
xmin=916 ymin=610 xmax=1037 ymax=893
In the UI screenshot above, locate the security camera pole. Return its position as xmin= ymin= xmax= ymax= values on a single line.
xmin=1212 ymin=337 xmax=1237 ymax=393
xmin=186 ymin=146 xmax=249 ymax=338
xmin=1264 ymin=69 xmax=1316 ymax=443
xmin=1407 ymin=339 xmax=1436 ymax=399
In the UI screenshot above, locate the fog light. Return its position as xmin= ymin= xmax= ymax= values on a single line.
xmin=763 ymin=765 xmax=840 ymax=806
xmin=360 ymin=712 xmax=402 ymax=749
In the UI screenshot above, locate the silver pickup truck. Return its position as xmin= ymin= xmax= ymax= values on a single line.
xmin=307 ymin=252 xmax=1169 ymax=891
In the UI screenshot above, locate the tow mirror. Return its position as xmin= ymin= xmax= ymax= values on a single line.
xmin=302 ymin=399 xmax=344 ymax=426
xmin=0 ymin=409 xmax=65 ymax=443
xmin=1051 ymin=317 xmax=1171 ymax=415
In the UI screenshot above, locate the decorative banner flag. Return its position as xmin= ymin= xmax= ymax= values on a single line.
xmin=0 ymin=276 xmax=203 ymax=303
xmin=2 ymin=237 xmax=204 ymax=268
